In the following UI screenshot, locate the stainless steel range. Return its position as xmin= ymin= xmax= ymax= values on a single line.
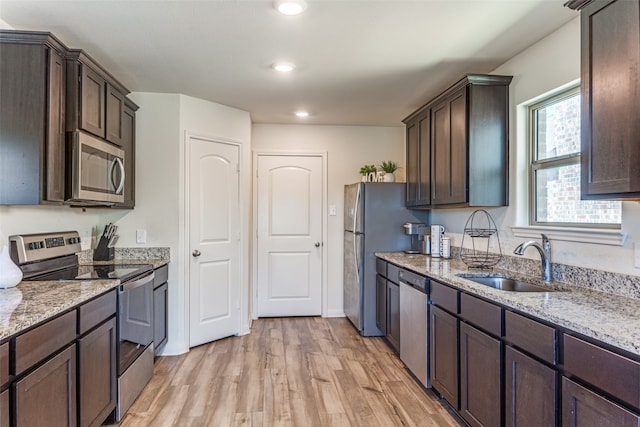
xmin=9 ymin=231 xmax=155 ymax=422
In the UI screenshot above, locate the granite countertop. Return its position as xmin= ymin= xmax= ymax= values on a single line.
xmin=0 ymin=278 xmax=119 ymax=340
xmin=0 ymin=250 xmax=170 ymax=342
xmin=377 ymin=252 xmax=640 ymax=358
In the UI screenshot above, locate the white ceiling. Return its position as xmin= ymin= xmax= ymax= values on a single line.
xmin=0 ymin=0 xmax=577 ymax=126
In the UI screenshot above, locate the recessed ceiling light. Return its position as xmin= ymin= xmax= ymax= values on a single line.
xmin=272 ymin=62 xmax=296 ymax=72
xmin=274 ymin=0 xmax=307 ymax=15
xmin=295 ymin=111 xmax=309 ymax=118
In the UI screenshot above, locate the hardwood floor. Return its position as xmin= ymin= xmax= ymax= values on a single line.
xmin=119 ymin=317 xmax=461 ymax=427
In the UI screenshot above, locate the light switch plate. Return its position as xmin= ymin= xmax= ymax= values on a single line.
xmin=329 ymin=205 xmax=337 ymax=216
xmin=136 ymin=229 xmax=147 ymax=244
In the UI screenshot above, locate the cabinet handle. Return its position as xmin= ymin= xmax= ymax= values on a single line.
xmin=315 ymin=242 xmax=321 ymax=247
xmin=192 ymin=250 xmax=201 ymax=257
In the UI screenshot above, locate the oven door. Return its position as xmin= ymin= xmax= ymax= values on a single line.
xmin=118 ymin=272 xmax=154 ymax=375
xmin=68 ymin=131 xmax=125 ymax=204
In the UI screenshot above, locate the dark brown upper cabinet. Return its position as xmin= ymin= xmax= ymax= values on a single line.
xmin=406 ymin=111 xmax=431 ymax=207
xmin=403 ymin=74 xmax=512 ymax=209
xmin=120 ymin=98 xmax=139 ymax=209
xmin=567 ymin=0 xmax=640 ymax=200
xmin=66 ymin=49 xmax=130 ymax=147
xmin=0 ymin=31 xmax=67 ymax=205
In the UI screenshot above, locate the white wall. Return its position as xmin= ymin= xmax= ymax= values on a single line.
xmin=430 ymin=17 xmax=640 ymax=277
xmin=0 ymin=205 xmax=123 ymax=251
xmin=117 ymin=93 xmax=252 ymax=355
xmin=252 ymin=124 xmax=406 ymax=317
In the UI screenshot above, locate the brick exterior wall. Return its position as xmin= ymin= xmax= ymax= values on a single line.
xmin=535 ymin=95 xmax=621 ymax=224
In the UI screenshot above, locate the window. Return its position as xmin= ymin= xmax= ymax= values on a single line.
xmin=529 ymin=87 xmax=621 ymax=227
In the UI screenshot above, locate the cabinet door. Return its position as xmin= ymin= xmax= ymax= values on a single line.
xmin=418 ymin=113 xmax=431 ymax=205
xmin=430 ymin=305 xmax=459 ymax=408
xmin=505 ymin=346 xmax=557 ymax=427
xmin=78 ymin=317 xmax=116 ymax=427
xmin=386 ymin=280 xmax=400 ymax=352
xmin=106 ymin=84 xmax=125 ymax=146
xmin=120 ymin=102 xmax=136 ymax=208
xmin=406 ymin=119 xmax=420 ymax=206
xmin=431 ymin=89 xmax=467 ymax=206
xmin=0 ymin=388 xmax=8 ymax=427
xmin=45 ymin=47 xmax=66 ymax=202
xmin=80 ymin=65 xmax=106 ymax=138
xmin=460 ymin=322 xmax=501 ymax=427
xmin=376 ymin=274 xmax=387 ymax=335
xmin=562 ymin=377 xmax=639 ymax=427
xmin=15 ymin=345 xmax=76 ymax=427
xmin=580 ymin=0 xmax=640 ymax=199
xmin=154 ymin=283 xmax=168 ymax=354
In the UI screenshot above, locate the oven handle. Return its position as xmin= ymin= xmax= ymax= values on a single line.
xmin=120 ymin=272 xmax=155 ymax=292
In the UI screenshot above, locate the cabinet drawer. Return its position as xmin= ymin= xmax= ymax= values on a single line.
xmin=564 ymin=334 xmax=640 ymax=409
xmin=460 ymin=293 xmax=502 ymax=336
xmin=430 ymin=280 xmax=458 ymax=314
xmin=387 ymin=263 xmax=400 ymax=283
xmin=505 ymin=311 xmax=557 ymax=365
xmin=0 ymin=342 xmax=8 ymax=388
xmin=78 ymin=290 xmax=117 ymax=335
xmin=154 ymin=264 xmax=169 ymax=288
xmin=376 ymin=258 xmax=387 ymax=276
xmin=14 ymin=310 xmax=76 ymax=375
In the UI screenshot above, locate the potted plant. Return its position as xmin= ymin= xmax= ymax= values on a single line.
xmin=360 ymin=165 xmax=377 ymax=182
xmin=379 ymin=160 xmax=399 ymax=182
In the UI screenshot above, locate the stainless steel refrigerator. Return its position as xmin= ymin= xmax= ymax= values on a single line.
xmin=343 ymin=182 xmax=429 ymax=336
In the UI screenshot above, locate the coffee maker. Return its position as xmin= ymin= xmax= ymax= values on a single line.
xmin=403 ymin=222 xmax=428 ymax=254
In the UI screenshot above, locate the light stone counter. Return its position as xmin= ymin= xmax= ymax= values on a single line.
xmin=0 ymin=278 xmax=119 ymax=340
xmin=377 ymin=252 xmax=640 ymax=358
xmin=0 ymin=247 xmax=170 ymax=341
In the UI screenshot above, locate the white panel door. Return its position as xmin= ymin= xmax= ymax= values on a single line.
xmin=257 ymin=155 xmax=323 ymax=316
xmin=189 ymin=135 xmax=240 ymax=347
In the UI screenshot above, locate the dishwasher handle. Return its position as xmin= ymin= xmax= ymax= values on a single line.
xmin=398 ymin=269 xmax=429 ymax=293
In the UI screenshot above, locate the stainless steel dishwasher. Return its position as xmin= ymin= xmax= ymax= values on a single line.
xmin=399 ymin=268 xmax=430 ymax=388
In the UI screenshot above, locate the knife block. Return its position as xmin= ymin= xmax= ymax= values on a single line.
xmin=93 ymin=236 xmax=114 ymax=261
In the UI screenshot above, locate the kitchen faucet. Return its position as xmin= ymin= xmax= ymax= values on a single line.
xmin=513 ymin=234 xmax=552 ymax=282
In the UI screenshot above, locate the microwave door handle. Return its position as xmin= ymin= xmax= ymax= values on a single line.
xmin=111 ymin=157 xmax=125 ymax=195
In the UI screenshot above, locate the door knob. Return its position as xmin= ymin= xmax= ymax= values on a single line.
xmin=192 ymin=250 xmax=201 ymax=257
xmin=315 ymin=242 xmax=321 ymax=247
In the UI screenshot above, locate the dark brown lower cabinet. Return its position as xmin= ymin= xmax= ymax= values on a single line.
xmin=460 ymin=322 xmax=501 ymax=427
xmin=386 ymin=281 xmax=400 ymax=352
xmin=376 ymin=275 xmax=387 ymax=335
xmin=430 ymin=305 xmax=459 ymax=408
xmin=15 ymin=344 xmax=76 ymax=427
xmin=505 ymin=346 xmax=557 ymax=427
xmin=78 ymin=317 xmax=116 ymax=427
xmin=1 ymin=388 xmax=8 ymax=426
xmin=562 ymin=377 xmax=639 ymax=427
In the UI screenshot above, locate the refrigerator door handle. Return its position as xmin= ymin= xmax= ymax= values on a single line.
xmin=354 ymin=234 xmax=360 ymax=283
xmin=353 ymin=183 xmax=361 ymax=234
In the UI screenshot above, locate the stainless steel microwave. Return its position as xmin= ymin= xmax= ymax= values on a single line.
xmin=67 ymin=131 xmax=125 ymax=205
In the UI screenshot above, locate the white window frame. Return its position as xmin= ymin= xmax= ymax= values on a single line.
xmin=511 ymin=85 xmax=626 ymax=247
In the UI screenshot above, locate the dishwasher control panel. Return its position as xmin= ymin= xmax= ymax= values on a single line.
xmin=398 ymin=269 xmax=429 ymax=293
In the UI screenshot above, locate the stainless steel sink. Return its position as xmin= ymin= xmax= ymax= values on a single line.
xmin=456 ymin=274 xmax=554 ymax=292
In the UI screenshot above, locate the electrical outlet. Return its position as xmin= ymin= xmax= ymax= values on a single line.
xmin=136 ymin=229 xmax=147 ymax=244
xmin=635 ymin=242 xmax=640 ymax=269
